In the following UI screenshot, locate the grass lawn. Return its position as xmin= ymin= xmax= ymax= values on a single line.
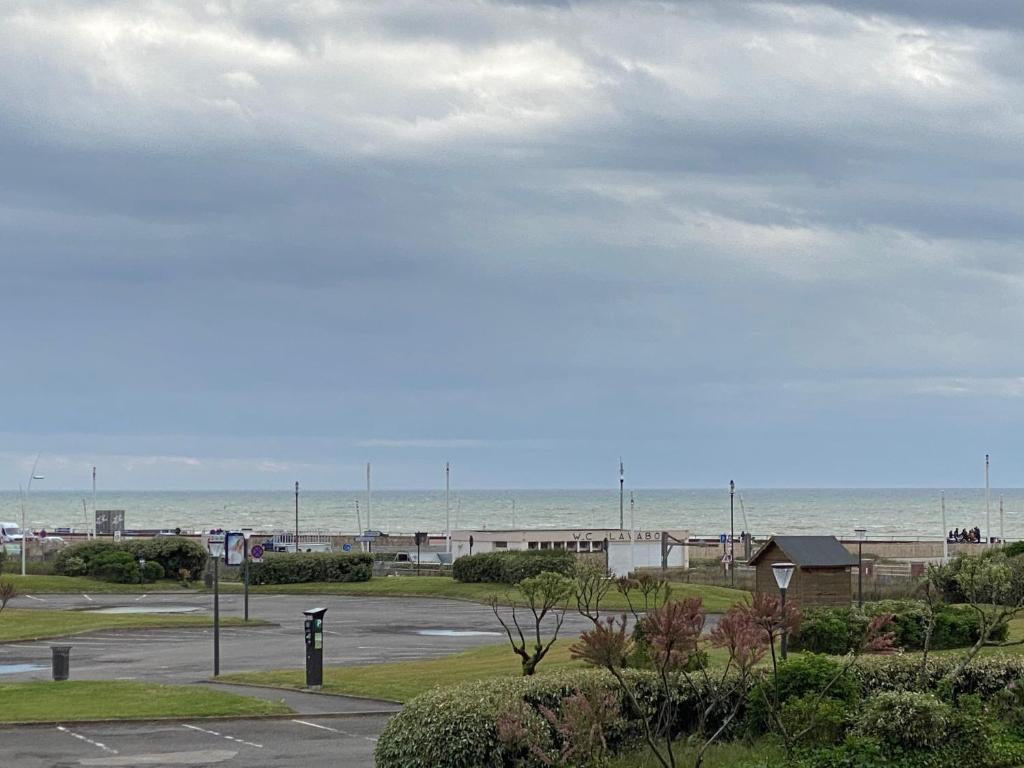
xmin=0 ymin=608 xmax=267 ymax=642
xmin=1 ymin=574 xmax=192 ymax=593
xmin=222 ymin=640 xmax=584 ymax=702
xmin=0 ymin=680 xmax=291 ymax=722
xmin=223 ymin=576 xmax=749 ymax=614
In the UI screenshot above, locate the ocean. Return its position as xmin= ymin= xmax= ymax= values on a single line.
xmin=0 ymin=488 xmax=1019 ymax=540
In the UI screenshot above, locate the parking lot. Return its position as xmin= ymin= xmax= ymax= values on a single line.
xmin=0 ymin=591 xmax=593 ymax=683
xmin=0 ymin=714 xmax=391 ymax=767
xmin=0 ymin=590 xmax=594 ymax=766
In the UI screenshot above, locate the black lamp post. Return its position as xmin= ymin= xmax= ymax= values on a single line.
xmin=207 ymin=535 xmax=225 ymax=676
xmin=138 ymin=558 xmax=146 ymax=586
xmin=294 ymin=481 xmax=300 ymax=553
xmin=855 ymin=528 xmax=867 ymax=609
xmin=772 ymin=561 xmax=795 ymax=660
xmin=242 ymin=530 xmax=252 ymax=622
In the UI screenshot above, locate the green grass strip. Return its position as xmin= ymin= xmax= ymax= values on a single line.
xmin=0 ymin=680 xmax=291 ymax=722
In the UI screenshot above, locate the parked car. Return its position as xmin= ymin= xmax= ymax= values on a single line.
xmin=1 ymin=521 xmax=34 ymax=543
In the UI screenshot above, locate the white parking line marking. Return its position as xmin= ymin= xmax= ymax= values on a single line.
xmin=134 ymin=594 xmax=148 ymax=601
xmin=291 ymin=719 xmax=379 ymax=742
xmin=24 ymin=595 xmax=45 ymax=601
xmin=182 ymin=723 xmax=263 ymax=749
xmin=57 ymin=725 xmax=119 ymax=754
xmin=82 ymin=594 xmax=93 ymax=601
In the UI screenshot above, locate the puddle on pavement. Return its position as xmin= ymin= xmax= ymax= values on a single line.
xmin=0 ymin=664 xmax=45 ymax=675
xmin=416 ymin=629 xmax=502 ymax=637
xmin=87 ymin=605 xmax=203 ymax=614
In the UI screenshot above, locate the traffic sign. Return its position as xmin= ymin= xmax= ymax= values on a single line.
xmin=719 ymin=533 xmax=727 ymax=544
xmin=342 ymin=543 xmax=352 ymax=552
xmin=250 ymin=544 xmax=264 ymax=561
xmin=721 ymin=553 xmax=733 ymax=563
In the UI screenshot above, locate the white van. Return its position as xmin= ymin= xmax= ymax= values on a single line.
xmin=1 ymin=522 xmax=33 ymax=543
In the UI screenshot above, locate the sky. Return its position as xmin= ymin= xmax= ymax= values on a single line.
xmin=1 ymin=1 xmax=1023 ymax=491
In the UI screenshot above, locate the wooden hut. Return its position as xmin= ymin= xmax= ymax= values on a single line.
xmin=748 ymin=536 xmax=857 ymax=608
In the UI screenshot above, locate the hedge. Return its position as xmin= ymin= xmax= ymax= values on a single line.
xmin=53 ymin=538 xmax=206 ymax=582
xmin=375 ymin=667 xmax=748 ymax=768
xmin=247 ymin=552 xmax=373 ymax=585
xmin=851 ymin=654 xmax=1024 ymax=698
xmin=452 ymin=550 xmax=576 ymax=584
xmin=790 ymin=600 xmax=1007 ymax=654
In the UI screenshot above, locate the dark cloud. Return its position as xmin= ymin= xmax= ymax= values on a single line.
xmin=2 ymin=0 xmax=1024 ymax=487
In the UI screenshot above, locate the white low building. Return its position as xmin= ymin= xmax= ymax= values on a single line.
xmin=450 ymin=528 xmax=690 ymax=577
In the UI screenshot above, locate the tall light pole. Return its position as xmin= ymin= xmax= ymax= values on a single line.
xmin=854 ymin=528 xmax=867 ymax=608
xmin=985 ymin=454 xmax=991 ymax=547
xmin=242 ymin=530 xmax=252 ymax=622
xmin=91 ymin=466 xmax=97 ymax=540
xmin=941 ymin=491 xmax=948 ymax=564
xmin=445 ymin=462 xmax=451 ymax=554
xmin=21 ymin=457 xmax=44 ymax=576
xmin=619 ymin=459 xmax=624 ymax=530
xmin=207 ymin=534 xmax=225 ymax=676
xmin=729 ymin=480 xmax=736 ymax=587
xmin=294 ymin=481 xmax=300 ymax=552
xmin=772 ymin=562 xmax=794 ymax=660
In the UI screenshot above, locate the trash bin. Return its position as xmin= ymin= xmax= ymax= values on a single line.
xmin=52 ymin=645 xmax=72 ymax=681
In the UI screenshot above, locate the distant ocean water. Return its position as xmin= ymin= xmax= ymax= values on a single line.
xmin=0 ymin=489 xmax=1021 ymax=540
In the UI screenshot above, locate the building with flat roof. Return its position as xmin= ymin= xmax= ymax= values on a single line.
xmin=450 ymin=528 xmax=690 ymax=577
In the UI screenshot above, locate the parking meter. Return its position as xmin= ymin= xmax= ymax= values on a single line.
xmin=303 ymin=607 xmax=327 ymax=688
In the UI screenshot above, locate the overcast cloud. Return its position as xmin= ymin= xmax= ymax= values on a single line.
xmin=1 ymin=1 xmax=1022 ymax=489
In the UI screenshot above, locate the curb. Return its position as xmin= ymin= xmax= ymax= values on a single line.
xmin=0 ymin=710 xmax=401 ymax=729
xmin=201 ymin=679 xmax=403 ymax=706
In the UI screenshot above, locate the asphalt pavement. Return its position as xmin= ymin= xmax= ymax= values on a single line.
xmin=0 ymin=589 xmax=597 ymax=766
xmin=0 ymin=714 xmax=390 ymax=767
xmin=0 ymin=590 xmax=594 ymax=683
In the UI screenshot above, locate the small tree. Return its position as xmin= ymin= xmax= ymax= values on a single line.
xmin=575 ymin=561 xmax=616 ymax=625
xmin=571 ymin=597 xmax=767 ymax=768
xmin=491 ymin=571 xmax=574 ymax=676
xmin=943 ymin=552 xmax=1024 ymax=681
xmin=0 ymin=580 xmax=16 ymax=613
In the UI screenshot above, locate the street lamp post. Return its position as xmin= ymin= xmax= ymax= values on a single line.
xmin=294 ymin=481 xmax=300 ymax=553
xmin=21 ymin=469 xmax=45 ymax=577
xmin=242 ymin=530 xmax=252 ymax=622
xmin=854 ymin=528 xmax=867 ymax=608
xmin=729 ymin=480 xmax=735 ymax=587
xmin=207 ymin=535 xmax=225 ymax=676
xmin=772 ymin=561 xmax=795 ymax=660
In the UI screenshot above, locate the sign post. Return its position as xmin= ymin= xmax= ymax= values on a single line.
xmin=414 ymin=532 xmax=428 ymax=576
xmin=303 ymin=607 xmax=327 ymax=689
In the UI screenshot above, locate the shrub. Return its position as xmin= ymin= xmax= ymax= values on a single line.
xmin=141 ymin=561 xmax=165 ymax=582
xmin=54 ymin=541 xmax=122 ymax=575
xmin=853 ymin=691 xmax=950 ymax=749
xmin=791 ymin=601 xmax=1003 ymax=654
xmin=1004 ymin=541 xmax=1024 ymax=558
xmin=88 ymin=550 xmax=140 ymax=583
xmin=247 ymin=552 xmax=373 ymax=585
xmin=745 ymin=654 xmax=858 ymax=736
xmin=375 ymin=667 xmax=750 ymax=768
xmin=126 ymin=537 xmax=207 ymax=578
xmin=60 ymin=556 xmax=88 ymax=577
xmin=851 ymin=654 xmax=1024 ymax=701
xmin=453 ymin=550 xmax=576 ymax=584
xmin=780 ymin=694 xmax=850 ymax=747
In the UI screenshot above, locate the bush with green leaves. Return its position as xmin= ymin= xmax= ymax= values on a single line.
xmin=851 ymin=654 xmax=1024 ymax=699
xmin=745 ymin=654 xmax=858 ymax=736
xmin=125 ymin=538 xmax=206 ymax=578
xmin=791 ymin=600 xmax=1004 ymax=654
xmin=88 ymin=549 xmax=140 ymax=583
xmin=453 ymin=550 xmax=577 ymax=584
xmin=852 ymin=691 xmax=950 ymax=750
xmin=375 ymin=667 xmax=748 ymax=768
xmin=54 ymin=537 xmax=206 ymax=582
xmin=247 ymin=552 xmax=373 ymax=585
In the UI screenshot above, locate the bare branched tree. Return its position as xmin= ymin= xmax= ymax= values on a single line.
xmin=491 ymin=571 xmax=574 ymax=676
xmin=0 ymin=580 xmax=16 ymax=613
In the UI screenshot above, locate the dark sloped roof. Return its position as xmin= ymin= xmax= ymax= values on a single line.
xmin=748 ymin=535 xmax=858 ymax=567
